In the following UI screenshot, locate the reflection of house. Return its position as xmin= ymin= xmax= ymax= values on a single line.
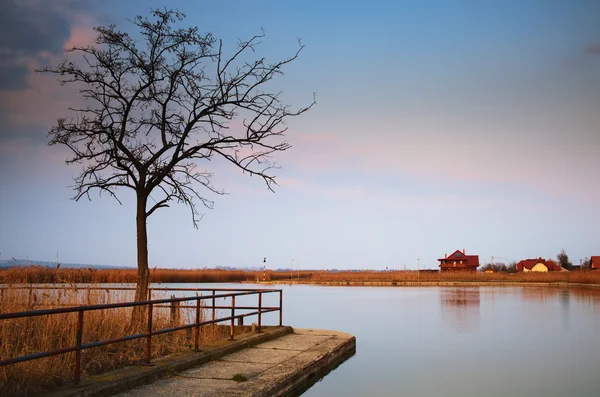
xmin=438 ymin=249 xmax=479 ymax=272
xmin=591 ymin=256 xmax=600 ymax=270
xmin=516 ymin=258 xmax=566 ymax=272
xmin=440 ymin=287 xmax=480 ymax=332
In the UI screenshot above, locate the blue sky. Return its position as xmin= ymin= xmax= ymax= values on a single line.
xmin=1 ymin=0 xmax=599 ymax=270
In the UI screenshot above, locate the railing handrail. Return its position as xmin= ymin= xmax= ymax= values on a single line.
xmin=0 ymin=287 xmax=284 ymax=385
xmin=0 ymin=289 xmax=281 ymax=320
xmin=0 ymin=285 xmax=280 ymax=292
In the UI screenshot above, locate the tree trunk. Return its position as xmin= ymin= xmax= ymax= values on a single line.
xmin=130 ymin=193 xmax=150 ymax=330
xmin=134 ymin=193 xmax=150 ymax=303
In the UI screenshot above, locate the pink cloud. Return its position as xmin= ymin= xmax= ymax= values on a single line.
xmin=0 ymin=71 xmax=79 ymax=127
xmin=586 ymin=44 xmax=600 ymax=55
xmin=65 ymin=22 xmax=97 ymax=49
xmin=275 ymin=174 xmax=553 ymax=214
xmin=279 ymin=118 xmax=600 ymax=208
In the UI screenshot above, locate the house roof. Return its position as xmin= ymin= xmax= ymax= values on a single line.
xmin=438 ymin=249 xmax=480 ymax=268
xmin=516 ymin=258 xmax=562 ymax=271
xmin=591 ymin=256 xmax=600 ymax=269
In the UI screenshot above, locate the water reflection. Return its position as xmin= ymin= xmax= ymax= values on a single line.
xmin=518 ymin=287 xmax=599 ymax=331
xmin=131 ymin=283 xmax=600 ymax=397
xmin=440 ymin=287 xmax=480 ymax=333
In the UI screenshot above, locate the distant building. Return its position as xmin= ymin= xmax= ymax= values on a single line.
xmin=438 ymin=249 xmax=479 ymax=272
xmin=591 ymin=256 xmax=600 ymax=270
xmin=516 ymin=258 xmax=566 ymax=272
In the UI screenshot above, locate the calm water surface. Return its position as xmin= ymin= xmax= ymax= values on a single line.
xmin=162 ymin=284 xmax=600 ymax=397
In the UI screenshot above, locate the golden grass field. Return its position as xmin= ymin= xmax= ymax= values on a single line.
xmin=1 ymin=266 xmax=599 ymax=285
xmin=0 ymin=286 xmax=243 ymax=395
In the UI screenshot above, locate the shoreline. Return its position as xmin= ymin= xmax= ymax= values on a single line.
xmin=243 ymin=280 xmax=600 ymax=288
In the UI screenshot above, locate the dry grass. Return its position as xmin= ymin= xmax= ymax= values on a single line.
xmin=0 ymin=286 xmax=240 ymax=396
xmin=1 ymin=266 xmax=600 ymax=285
xmin=306 ymin=269 xmax=600 ymax=284
xmin=0 ymin=266 xmax=301 ymax=284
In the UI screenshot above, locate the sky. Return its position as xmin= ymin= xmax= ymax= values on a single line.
xmin=1 ymin=0 xmax=599 ymax=270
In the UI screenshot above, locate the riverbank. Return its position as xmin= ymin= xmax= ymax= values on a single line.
xmin=247 ymin=280 xmax=600 ymax=288
xmin=2 ymin=265 xmax=600 ymax=285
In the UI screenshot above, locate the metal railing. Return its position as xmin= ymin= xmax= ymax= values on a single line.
xmin=0 ymin=288 xmax=283 ymax=384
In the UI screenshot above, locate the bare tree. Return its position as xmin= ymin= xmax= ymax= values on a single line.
xmin=40 ymin=9 xmax=314 ymax=303
xmin=582 ymin=257 xmax=591 ymax=269
xmin=557 ymin=249 xmax=573 ymax=270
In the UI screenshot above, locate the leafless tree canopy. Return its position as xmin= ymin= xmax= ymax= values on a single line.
xmin=40 ymin=8 xmax=313 ymax=303
xmin=42 ymin=8 xmax=314 ymax=227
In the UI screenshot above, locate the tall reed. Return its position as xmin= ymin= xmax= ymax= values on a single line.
xmin=0 ymin=286 xmax=231 ymax=396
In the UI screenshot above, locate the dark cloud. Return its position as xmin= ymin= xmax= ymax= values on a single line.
xmin=0 ymin=0 xmax=73 ymax=91
xmin=0 ymin=60 xmax=29 ymax=90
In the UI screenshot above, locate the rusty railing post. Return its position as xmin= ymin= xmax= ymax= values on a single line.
xmin=74 ymin=309 xmax=84 ymax=385
xmin=229 ymin=295 xmax=235 ymax=340
xmin=212 ymin=290 xmax=216 ymax=322
xmin=194 ymin=297 xmax=200 ymax=351
xmin=279 ymin=290 xmax=283 ymax=326
xmin=146 ymin=303 xmax=153 ymax=364
xmin=257 ymin=291 xmax=262 ymax=332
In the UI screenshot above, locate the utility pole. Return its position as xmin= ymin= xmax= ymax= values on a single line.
xmin=417 ymin=258 xmax=420 ymax=282
xmin=263 ymin=257 xmax=266 ymax=281
xmin=290 ymin=258 xmax=295 ymax=280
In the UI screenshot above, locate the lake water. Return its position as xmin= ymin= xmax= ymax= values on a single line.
xmin=159 ymin=283 xmax=600 ymax=396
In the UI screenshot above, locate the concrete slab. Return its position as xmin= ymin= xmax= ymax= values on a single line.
xmin=293 ymin=328 xmax=345 ymax=337
xmin=221 ymin=329 xmax=356 ymax=396
xmin=41 ymin=326 xmax=293 ymax=397
xmin=116 ymin=377 xmax=240 ymax=397
xmin=74 ymin=327 xmax=355 ymax=397
xmin=182 ymin=360 xmax=271 ymax=380
xmin=220 ymin=347 xmax=301 ymax=364
xmin=255 ymin=334 xmax=332 ymax=351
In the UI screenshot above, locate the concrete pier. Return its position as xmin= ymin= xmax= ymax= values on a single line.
xmin=44 ymin=327 xmax=355 ymax=397
xmin=115 ymin=328 xmax=355 ymax=397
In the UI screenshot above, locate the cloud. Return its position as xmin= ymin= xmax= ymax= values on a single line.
xmin=0 ymin=0 xmax=98 ymax=135
xmin=586 ymin=44 xmax=600 ymax=55
xmin=280 ymin=111 xmax=600 ymax=209
xmin=0 ymin=0 xmax=72 ymax=90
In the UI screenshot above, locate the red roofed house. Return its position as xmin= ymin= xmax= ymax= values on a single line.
xmin=438 ymin=249 xmax=479 ymax=272
xmin=516 ymin=258 xmax=566 ymax=272
xmin=591 ymin=256 xmax=600 ymax=270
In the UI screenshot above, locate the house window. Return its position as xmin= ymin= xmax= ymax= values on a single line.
xmin=455 ymin=253 xmax=462 ymax=257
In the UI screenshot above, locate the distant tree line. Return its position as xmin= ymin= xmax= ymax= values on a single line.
xmin=480 ymin=261 xmax=518 ymax=273
xmin=481 ymin=250 xmax=592 ymax=272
